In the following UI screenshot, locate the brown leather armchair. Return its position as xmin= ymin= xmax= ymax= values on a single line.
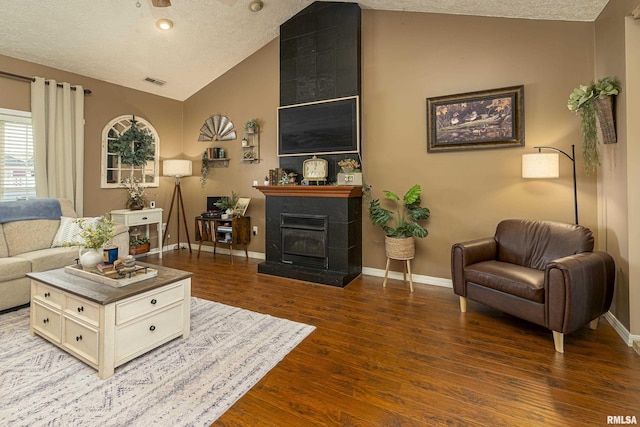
xmin=451 ymin=219 xmax=615 ymax=353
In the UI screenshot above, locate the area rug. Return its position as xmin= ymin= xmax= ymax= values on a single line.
xmin=0 ymin=297 xmax=315 ymax=426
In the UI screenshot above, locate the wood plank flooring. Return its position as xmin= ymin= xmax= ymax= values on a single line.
xmin=144 ymin=251 xmax=640 ymax=427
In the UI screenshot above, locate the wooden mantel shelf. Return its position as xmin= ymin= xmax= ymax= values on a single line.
xmin=254 ymin=185 xmax=363 ymax=198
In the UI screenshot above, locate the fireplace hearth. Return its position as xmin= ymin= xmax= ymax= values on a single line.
xmin=255 ymin=186 xmax=362 ymax=287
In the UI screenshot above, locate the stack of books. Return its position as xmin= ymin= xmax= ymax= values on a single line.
xmin=96 ymin=262 xmax=120 ymax=277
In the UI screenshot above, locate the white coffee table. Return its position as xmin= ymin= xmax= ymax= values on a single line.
xmin=28 ymin=263 xmax=192 ymax=379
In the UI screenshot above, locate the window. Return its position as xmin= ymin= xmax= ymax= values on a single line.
xmin=101 ymin=115 xmax=160 ymax=189
xmin=0 ymin=108 xmax=35 ymax=201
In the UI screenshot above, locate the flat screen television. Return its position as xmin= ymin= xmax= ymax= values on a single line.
xmin=278 ymin=95 xmax=360 ymax=157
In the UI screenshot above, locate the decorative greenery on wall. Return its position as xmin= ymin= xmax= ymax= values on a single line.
xmin=111 ymin=116 xmax=155 ymax=166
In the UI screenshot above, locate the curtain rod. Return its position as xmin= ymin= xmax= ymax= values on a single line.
xmin=0 ymin=70 xmax=92 ymax=94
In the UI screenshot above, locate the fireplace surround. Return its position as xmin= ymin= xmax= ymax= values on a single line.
xmin=255 ymin=186 xmax=362 ymax=287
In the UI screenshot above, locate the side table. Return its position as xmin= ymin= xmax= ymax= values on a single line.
xmin=111 ymin=208 xmax=163 ymax=258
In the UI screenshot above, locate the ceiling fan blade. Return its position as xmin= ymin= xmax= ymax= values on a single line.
xmin=151 ymin=0 xmax=171 ymax=7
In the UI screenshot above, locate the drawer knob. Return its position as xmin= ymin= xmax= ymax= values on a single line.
xmin=43 ymin=318 xmax=49 ymax=324
xmin=76 ymin=335 xmax=83 ymax=342
xmin=142 ymin=216 xmax=148 ymax=220
xmin=77 ymin=306 xmax=84 ymax=312
xmin=150 ymin=299 xmax=157 ymax=305
xmin=149 ymin=325 xmax=156 ymax=331
xmin=44 ymin=292 xmax=50 ymax=298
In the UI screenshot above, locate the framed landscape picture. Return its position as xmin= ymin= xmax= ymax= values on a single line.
xmin=426 ymin=85 xmax=524 ymax=152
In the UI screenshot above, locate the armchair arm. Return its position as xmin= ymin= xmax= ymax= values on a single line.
xmin=451 ymin=237 xmax=497 ymax=296
xmin=545 ymin=251 xmax=615 ymax=334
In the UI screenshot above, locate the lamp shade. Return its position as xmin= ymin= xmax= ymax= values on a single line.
xmin=522 ymin=153 xmax=559 ymax=178
xmin=163 ymin=159 xmax=192 ymax=177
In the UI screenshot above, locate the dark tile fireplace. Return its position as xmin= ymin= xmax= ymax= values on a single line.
xmin=255 ymin=186 xmax=362 ymax=287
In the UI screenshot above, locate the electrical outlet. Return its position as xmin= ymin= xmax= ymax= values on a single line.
xmin=252 ymin=226 xmax=258 ymax=235
xmin=167 ymin=233 xmax=171 ymax=240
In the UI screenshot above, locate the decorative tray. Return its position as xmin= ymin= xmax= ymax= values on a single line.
xmin=64 ymin=264 xmax=158 ymax=288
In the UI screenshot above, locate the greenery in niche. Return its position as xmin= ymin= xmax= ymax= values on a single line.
xmin=368 ymin=184 xmax=430 ymax=238
xmin=567 ymin=77 xmax=621 ymax=172
xmin=112 ymin=116 xmax=155 ymax=166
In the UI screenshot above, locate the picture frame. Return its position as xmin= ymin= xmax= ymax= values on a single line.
xmin=426 ymin=85 xmax=524 ymax=153
xmin=233 ymin=197 xmax=251 ymax=217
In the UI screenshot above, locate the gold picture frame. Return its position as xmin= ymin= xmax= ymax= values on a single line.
xmin=233 ymin=197 xmax=251 ymax=216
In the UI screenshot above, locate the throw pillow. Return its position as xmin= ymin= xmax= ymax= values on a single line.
xmin=51 ymin=216 xmax=101 ymax=248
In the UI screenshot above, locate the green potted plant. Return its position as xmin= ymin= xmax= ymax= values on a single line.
xmin=244 ymin=119 xmax=259 ymax=134
xmin=368 ymin=184 xmax=430 ymax=259
xmin=129 ymin=235 xmax=150 ymax=255
xmin=215 ymin=191 xmax=239 ymax=218
xmin=567 ymin=76 xmax=621 ymax=172
xmin=74 ymin=216 xmax=116 ymax=269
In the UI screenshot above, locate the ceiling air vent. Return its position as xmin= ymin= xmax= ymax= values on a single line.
xmin=144 ymin=77 xmax=166 ymax=86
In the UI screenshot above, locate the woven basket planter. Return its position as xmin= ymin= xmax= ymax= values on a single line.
xmin=595 ymin=95 xmax=617 ymax=144
xmin=385 ymin=236 xmax=415 ymax=260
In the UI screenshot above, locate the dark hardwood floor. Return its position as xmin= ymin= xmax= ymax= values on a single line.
xmin=145 ymin=250 xmax=640 ymax=427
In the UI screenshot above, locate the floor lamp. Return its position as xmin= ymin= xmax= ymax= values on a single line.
xmin=522 ymin=144 xmax=578 ymax=224
xmin=162 ymin=159 xmax=192 ymax=252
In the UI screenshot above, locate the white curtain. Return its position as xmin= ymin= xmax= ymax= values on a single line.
xmin=31 ymin=77 xmax=85 ymax=215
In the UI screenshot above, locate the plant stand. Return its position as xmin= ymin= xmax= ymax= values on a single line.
xmin=382 ymin=236 xmax=415 ymax=292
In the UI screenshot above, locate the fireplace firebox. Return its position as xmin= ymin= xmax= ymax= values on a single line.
xmin=281 ymin=214 xmax=328 ymax=269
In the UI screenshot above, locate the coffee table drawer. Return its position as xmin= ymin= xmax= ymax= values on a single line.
xmin=115 ymin=281 xmax=185 ymax=324
xmin=32 ymin=301 xmax=61 ymax=343
xmin=32 ymin=281 xmax=63 ymax=309
xmin=63 ymin=316 xmax=99 ymax=365
xmin=64 ymin=294 xmax=100 ymax=326
xmin=115 ymin=303 xmax=184 ymax=363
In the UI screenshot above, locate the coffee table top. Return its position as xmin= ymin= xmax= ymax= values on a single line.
xmin=27 ymin=262 xmax=192 ymax=305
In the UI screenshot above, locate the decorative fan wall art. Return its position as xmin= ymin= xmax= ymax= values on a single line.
xmin=198 ymin=114 xmax=237 ymax=141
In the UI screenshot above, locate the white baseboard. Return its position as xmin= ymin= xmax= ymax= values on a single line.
xmin=604 ymin=312 xmax=640 ymax=347
xmin=361 ymin=266 xmax=453 ymax=288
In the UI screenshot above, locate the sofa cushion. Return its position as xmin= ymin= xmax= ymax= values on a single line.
xmin=495 ymin=219 xmax=594 ymax=270
xmin=51 ymin=216 xmax=101 ymax=248
xmin=465 ymin=260 xmax=545 ymax=303
xmin=18 ymin=247 xmax=79 ymax=272
xmin=0 ymin=257 xmax=31 ymax=281
xmin=4 ymin=219 xmax=62 ymax=256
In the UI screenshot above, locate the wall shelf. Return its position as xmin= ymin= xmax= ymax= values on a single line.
xmin=241 ymin=126 xmax=260 ymax=164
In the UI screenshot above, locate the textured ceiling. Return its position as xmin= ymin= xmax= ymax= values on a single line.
xmin=0 ymin=0 xmax=610 ymax=101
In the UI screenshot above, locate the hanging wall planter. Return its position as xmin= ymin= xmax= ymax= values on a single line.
xmin=567 ymin=77 xmax=621 ymax=172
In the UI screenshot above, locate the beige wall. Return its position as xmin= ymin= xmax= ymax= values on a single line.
xmin=0 ymin=54 xmax=183 ymax=248
xmin=595 ymin=0 xmax=639 ymax=335
xmin=181 ymin=39 xmax=280 ymax=255
xmin=360 ymin=11 xmax=597 ymax=278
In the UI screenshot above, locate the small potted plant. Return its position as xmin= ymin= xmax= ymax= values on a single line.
xmin=121 ymin=177 xmax=148 ymax=210
xmin=567 ymin=76 xmax=621 ymax=172
xmin=368 ymin=184 xmax=430 ymax=259
xmin=215 ymin=191 xmax=239 ymax=218
xmin=129 ymin=235 xmax=151 ymax=255
xmin=337 ymin=158 xmax=362 ymax=185
xmin=74 ymin=216 xmax=116 ymax=269
xmin=244 ymin=119 xmax=259 ymax=134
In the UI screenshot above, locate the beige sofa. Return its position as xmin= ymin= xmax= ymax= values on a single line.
xmin=0 ymin=198 xmax=129 ymax=311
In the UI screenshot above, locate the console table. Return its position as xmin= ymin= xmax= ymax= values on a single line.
xmin=195 ymin=216 xmax=250 ymax=260
xmin=111 ymin=208 xmax=163 ymax=258
xmin=28 ymin=264 xmax=192 ymax=379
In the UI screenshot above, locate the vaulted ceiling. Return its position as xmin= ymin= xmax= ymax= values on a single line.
xmin=0 ymin=0 xmax=610 ymax=101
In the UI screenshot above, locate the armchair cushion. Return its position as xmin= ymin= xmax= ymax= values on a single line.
xmin=466 ymin=260 xmax=544 ymax=302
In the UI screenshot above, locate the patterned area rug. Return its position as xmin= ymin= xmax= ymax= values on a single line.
xmin=0 ymin=297 xmax=315 ymax=426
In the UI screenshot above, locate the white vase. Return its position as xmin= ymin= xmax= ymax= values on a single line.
xmin=79 ymin=248 xmax=103 ymax=270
